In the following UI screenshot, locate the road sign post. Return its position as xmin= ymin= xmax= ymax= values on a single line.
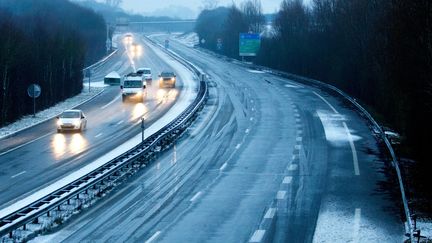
xmin=239 ymin=33 xmax=261 ymax=59
xmin=27 ymin=84 xmax=41 ymax=117
xmin=85 ymin=69 xmax=92 ymax=92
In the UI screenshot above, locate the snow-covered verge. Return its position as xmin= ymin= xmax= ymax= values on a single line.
xmin=416 ymin=219 xmax=432 ymax=242
xmin=174 ymin=32 xmax=199 ymax=48
xmin=0 ymin=86 xmax=105 ymax=140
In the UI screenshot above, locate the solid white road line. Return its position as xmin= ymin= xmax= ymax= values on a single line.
xmin=101 ymin=95 xmax=120 ymax=110
xmin=11 ymin=171 xmax=26 ymax=178
xmin=313 ymin=91 xmax=339 ymax=114
xmin=264 ymin=208 xmax=276 ymax=219
xmin=116 ymin=120 xmax=124 ymax=126
xmin=0 ymin=132 xmax=53 ymax=157
xmin=282 ymin=176 xmax=293 ymax=184
xmin=95 ymin=133 xmax=103 ymax=138
xmin=145 ymin=231 xmax=161 ymax=243
xmin=343 ymin=122 xmax=360 ymax=176
xmin=276 ymin=191 xmax=286 ymax=200
xmin=249 ymin=230 xmax=266 ymax=242
xmin=353 ymin=208 xmax=361 ymax=243
xmin=190 ymin=191 xmax=202 ymax=202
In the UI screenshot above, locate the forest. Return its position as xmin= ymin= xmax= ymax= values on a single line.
xmin=0 ymin=0 xmax=106 ymax=127
xmin=196 ymin=0 xmax=432 ymax=213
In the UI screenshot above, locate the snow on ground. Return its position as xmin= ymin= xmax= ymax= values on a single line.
xmin=0 ymin=86 xmax=105 ymax=140
xmin=0 ymin=37 xmax=198 ymax=221
xmin=416 ymin=219 xmax=432 ymax=241
xmin=316 ymin=110 xmax=362 ymax=146
xmin=174 ymin=32 xmax=199 ymax=48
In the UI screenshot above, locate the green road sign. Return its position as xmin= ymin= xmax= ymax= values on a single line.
xmin=239 ymin=33 xmax=261 ymax=57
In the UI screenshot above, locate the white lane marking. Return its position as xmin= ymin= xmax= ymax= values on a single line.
xmin=145 ymin=231 xmax=161 ymax=243
xmin=295 ymin=118 xmax=301 ymax=123
xmin=95 ymin=133 xmax=103 ymax=138
xmin=292 ymin=155 xmax=297 ymax=161
xmin=288 ymin=164 xmax=298 ymax=171
xmin=11 ymin=171 xmax=26 ymax=178
xmin=245 ymin=129 xmax=250 ymax=134
xmin=220 ymin=162 xmax=228 ymax=171
xmin=353 ymin=208 xmax=361 ymax=243
xmin=235 ymin=144 xmax=241 ymax=149
xmin=249 ymin=230 xmax=266 ymax=242
xmin=264 ymin=208 xmax=276 ymax=219
xmin=101 ymin=95 xmax=120 ymax=110
xmin=276 ymin=191 xmax=286 ymax=200
xmin=190 ymin=191 xmax=202 ymax=202
xmin=250 ymin=117 xmax=254 ymax=121
xmin=297 ymin=130 xmax=303 ymax=135
xmin=294 ymin=113 xmax=300 ymax=118
xmin=283 ymin=176 xmax=293 ymax=184
xmin=294 ymin=145 xmax=302 ymax=150
xmin=0 ymin=132 xmax=53 ymax=157
xmin=313 ymin=91 xmax=339 ymax=114
xmin=116 ymin=120 xmax=124 ymax=126
xmin=343 ymin=122 xmax=360 ymax=176
xmin=296 ymin=137 xmax=303 ymax=142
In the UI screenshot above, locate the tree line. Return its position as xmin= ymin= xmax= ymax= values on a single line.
xmin=0 ymin=0 xmax=106 ymax=126
xmin=196 ymin=0 xmax=432 ymax=210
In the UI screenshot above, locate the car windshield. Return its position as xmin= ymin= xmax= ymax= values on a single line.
xmin=161 ymin=72 xmax=174 ymax=77
xmin=60 ymin=111 xmax=80 ymax=118
xmin=124 ymin=81 xmax=142 ymax=88
xmin=143 ymin=70 xmax=151 ymax=74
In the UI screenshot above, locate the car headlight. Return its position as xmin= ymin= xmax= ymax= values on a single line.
xmin=57 ymin=120 xmax=63 ymax=126
xmin=137 ymin=91 xmax=143 ymax=96
xmin=171 ymin=77 xmax=175 ymax=81
xmin=73 ymin=120 xmax=80 ymax=127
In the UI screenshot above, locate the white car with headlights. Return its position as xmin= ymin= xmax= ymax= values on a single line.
xmin=158 ymin=71 xmax=176 ymax=88
xmin=121 ymin=72 xmax=147 ymax=102
xmin=56 ymin=110 xmax=87 ymax=132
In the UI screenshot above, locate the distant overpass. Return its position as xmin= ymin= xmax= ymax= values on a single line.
xmin=119 ymin=20 xmax=197 ymax=33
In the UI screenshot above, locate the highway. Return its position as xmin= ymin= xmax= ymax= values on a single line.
xmin=35 ymin=33 xmax=405 ymax=242
xmin=0 ymin=34 xmax=194 ymax=211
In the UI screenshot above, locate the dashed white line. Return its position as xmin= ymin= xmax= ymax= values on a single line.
xmin=283 ymin=176 xmax=293 ymax=184
xmin=276 ymin=191 xmax=287 ymax=200
xmin=288 ymin=164 xmax=298 ymax=171
xmin=235 ymin=143 xmax=242 ymax=149
xmin=116 ymin=120 xmax=124 ymax=125
xmin=353 ymin=208 xmax=361 ymax=243
xmin=95 ymin=133 xmax=103 ymax=138
xmin=343 ymin=122 xmax=360 ymax=176
xmin=190 ymin=191 xmax=202 ymax=202
xmin=295 ymin=118 xmax=301 ymax=123
xmin=245 ymin=129 xmax=250 ymax=134
xmin=297 ymin=130 xmax=303 ymax=135
xmin=101 ymin=95 xmax=120 ymax=110
xmin=294 ymin=145 xmax=302 ymax=150
xmin=249 ymin=230 xmax=266 ymax=242
xmin=145 ymin=231 xmax=161 ymax=243
xmin=11 ymin=171 xmax=26 ymax=178
xmin=296 ymin=137 xmax=303 ymax=142
xmin=264 ymin=208 xmax=276 ymax=219
xmin=219 ymin=162 xmax=228 ymax=171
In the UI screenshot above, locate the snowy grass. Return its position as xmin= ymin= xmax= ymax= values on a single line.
xmin=0 ymin=87 xmax=104 ymax=140
xmin=174 ymin=32 xmax=199 ymax=48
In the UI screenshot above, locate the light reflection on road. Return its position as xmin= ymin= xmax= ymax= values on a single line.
xmin=52 ymin=133 xmax=88 ymax=159
xmin=156 ymin=89 xmax=178 ymax=104
xmin=131 ymin=103 xmax=149 ymax=121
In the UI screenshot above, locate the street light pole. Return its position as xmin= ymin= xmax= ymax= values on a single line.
xmin=141 ymin=116 xmax=145 ymax=142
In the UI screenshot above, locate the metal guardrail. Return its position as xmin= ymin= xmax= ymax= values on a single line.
xmin=268 ymin=70 xmax=415 ymax=242
xmin=0 ymin=40 xmax=207 ymax=242
xmin=82 ymin=49 xmax=118 ymax=73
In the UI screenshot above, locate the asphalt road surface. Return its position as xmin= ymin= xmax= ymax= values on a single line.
xmin=36 ymin=33 xmax=405 ymax=242
xmin=0 ymin=34 xmax=192 ymax=211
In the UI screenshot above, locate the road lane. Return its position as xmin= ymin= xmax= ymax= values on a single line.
xmin=0 ymin=33 xmax=189 ymax=210
xmin=34 ymin=33 xmax=404 ymax=242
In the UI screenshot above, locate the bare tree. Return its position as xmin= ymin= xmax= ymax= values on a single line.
xmin=241 ymin=0 xmax=265 ymax=33
xmin=201 ymin=0 xmax=219 ymax=10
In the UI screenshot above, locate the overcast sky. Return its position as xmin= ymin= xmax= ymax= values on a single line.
xmin=118 ymin=0 xmax=284 ymax=17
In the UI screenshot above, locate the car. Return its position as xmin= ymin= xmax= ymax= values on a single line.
xmin=158 ymin=71 xmax=176 ymax=88
xmin=136 ymin=68 xmax=152 ymax=82
xmin=56 ymin=109 xmax=87 ymax=132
